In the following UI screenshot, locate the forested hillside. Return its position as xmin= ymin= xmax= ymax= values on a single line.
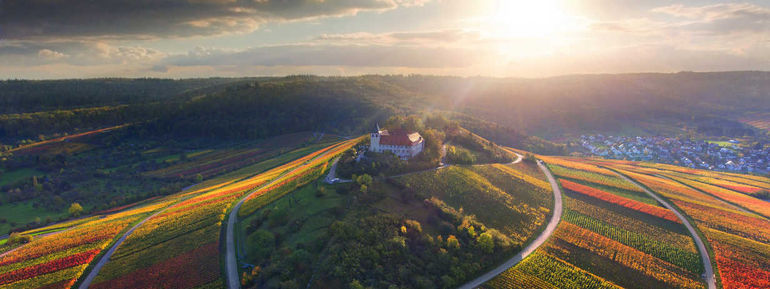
xmin=3 ymin=72 xmax=768 ymax=151
xmin=0 ymin=76 xmax=562 ymax=153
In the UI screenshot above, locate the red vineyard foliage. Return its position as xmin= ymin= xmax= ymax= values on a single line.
xmin=719 ymin=184 xmax=763 ymax=195
xmin=0 ymin=236 xmax=108 ymax=267
xmin=560 ymin=179 xmax=680 ymax=223
xmin=716 ymin=254 xmax=770 ymax=289
xmin=90 ymin=242 xmax=220 ymax=289
xmin=0 ymin=249 xmax=99 ymax=285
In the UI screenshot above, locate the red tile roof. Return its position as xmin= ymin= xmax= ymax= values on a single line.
xmin=379 ymin=129 xmax=422 ymax=146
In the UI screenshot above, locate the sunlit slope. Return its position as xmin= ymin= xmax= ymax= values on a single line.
xmin=487 ymin=157 xmax=703 ymax=289
xmin=0 ymin=138 xmax=360 ymax=289
xmin=88 ymin=138 xmax=360 ymax=289
xmin=589 ymin=159 xmax=770 ymax=289
xmin=0 ymin=199 xmax=176 ymax=289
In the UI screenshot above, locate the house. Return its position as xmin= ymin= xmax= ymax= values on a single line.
xmin=369 ymin=124 xmax=424 ymax=160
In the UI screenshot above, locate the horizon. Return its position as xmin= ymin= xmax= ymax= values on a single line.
xmin=2 ymin=69 xmax=769 ymax=81
xmin=2 ymin=0 xmax=769 ymax=79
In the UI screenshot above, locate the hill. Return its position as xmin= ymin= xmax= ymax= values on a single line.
xmin=486 ymin=152 xmax=770 ymax=289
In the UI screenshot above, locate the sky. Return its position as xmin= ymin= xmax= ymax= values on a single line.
xmin=0 ymin=0 xmax=768 ymax=79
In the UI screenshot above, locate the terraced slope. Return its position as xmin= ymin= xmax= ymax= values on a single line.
xmin=486 ymin=157 xmax=704 ymax=289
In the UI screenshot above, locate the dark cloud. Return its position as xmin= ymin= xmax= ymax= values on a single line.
xmin=0 ymin=0 xmax=422 ymax=40
xmin=162 ymin=44 xmax=477 ymax=68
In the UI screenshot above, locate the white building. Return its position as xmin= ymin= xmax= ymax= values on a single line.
xmin=369 ymin=124 xmax=424 ymax=160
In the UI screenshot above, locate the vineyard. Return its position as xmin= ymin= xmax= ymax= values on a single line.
xmin=2 ymin=137 xmax=769 ymax=289
xmin=487 ymin=157 xmax=705 ymax=289
xmin=0 ymin=138 xmax=359 ymax=289
xmin=586 ymin=158 xmax=770 ymax=289
xmin=0 ymin=201 xmax=170 ymax=289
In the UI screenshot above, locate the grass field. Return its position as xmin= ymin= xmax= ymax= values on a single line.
xmin=0 ymin=168 xmax=43 ymax=187
xmin=0 ymin=201 xmax=68 ymax=236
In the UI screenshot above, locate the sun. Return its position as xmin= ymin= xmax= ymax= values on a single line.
xmin=485 ymin=0 xmax=572 ymax=38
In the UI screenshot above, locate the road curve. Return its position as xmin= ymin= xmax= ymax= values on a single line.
xmin=613 ymin=171 xmax=717 ymax=289
xmin=458 ymin=160 xmax=562 ymax=289
xmin=78 ymin=207 xmax=172 ymax=289
xmin=225 ymin=144 xmax=347 ymax=289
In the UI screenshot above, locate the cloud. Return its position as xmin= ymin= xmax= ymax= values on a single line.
xmin=652 ymin=3 xmax=770 ymax=34
xmin=162 ymin=44 xmax=479 ymax=68
xmin=316 ymin=29 xmax=482 ymax=45
xmin=0 ymin=41 xmax=165 ymax=66
xmin=653 ymin=3 xmax=770 ymax=21
xmin=0 ymin=0 xmax=427 ymax=40
xmin=37 ymin=49 xmax=68 ymax=60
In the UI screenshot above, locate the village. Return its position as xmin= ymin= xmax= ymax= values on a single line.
xmin=577 ymin=134 xmax=770 ymax=174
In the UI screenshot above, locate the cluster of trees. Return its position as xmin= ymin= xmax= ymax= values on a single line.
xmin=445 ymin=127 xmax=513 ymax=164
xmin=313 ymin=197 xmax=515 ymax=289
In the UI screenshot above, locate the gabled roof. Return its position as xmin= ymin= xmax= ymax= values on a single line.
xmin=378 ymin=129 xmax=422 ymax=146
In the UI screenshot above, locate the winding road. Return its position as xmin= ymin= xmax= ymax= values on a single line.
xmin=77 ymin=205 xmax=175 ymax=289
xmin=225 ymin=144 xmax=348 ymax=289
xmin=613 ymin=171 xmax=717 ymax=289
xmin=458 ymin=160 xmax=563 ymax=289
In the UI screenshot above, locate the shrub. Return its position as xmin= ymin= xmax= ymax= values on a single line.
xmin=68 ymin=202 xmax=83 ymax=217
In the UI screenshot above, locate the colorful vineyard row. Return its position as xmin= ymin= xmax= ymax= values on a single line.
xmin=551 ymin=222 xmax=703 ymax=289
xmin=499 ymin=251 xmax=620 ymax=289
xmin=549 ymin=164 xmax=647 ymax=193
xmin=667 ymin=175 xmax=770 ymax=218
xmin=599 ymin=159 xmax=770 ymax=289
xmin=90 ymin=138 xmax=361 ymax=288
xmin=560 ymin=179 xmax=680 ymax=223
xmin=538 ymin=155 xmax=618 ymax=177
xmin=563 ymin=210 xmax=701 ymax=274
xmin=0 ymin=202 xmax=162 ymax=289
xmin=487 ymin=156 xmax=704 ymax=289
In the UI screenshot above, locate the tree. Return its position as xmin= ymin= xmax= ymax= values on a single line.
xmin=350 ymin=280 xmax=366 ymax=289
xmin=523 ymin=153 xmax=538 ymax=164
xmin=7 ymin=232 xmax=33 ymax=245
xmin=195 ymin=173 xmax=203 ymax=183
xmin=446 ymin=235 xmax=460 ymax=249
xmin=356 ymin=174 xmax=373 ymax=187
xmin=68 ymin=202 xmax=83 ymax=217
xmin=476 ymin=232 xmax=494 ymax=253
xmin=32 ymin=176 xmax=43 ymax=192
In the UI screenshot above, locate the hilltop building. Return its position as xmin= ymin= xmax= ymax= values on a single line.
xmin=369 ymin=124 xmax=424 ymax=160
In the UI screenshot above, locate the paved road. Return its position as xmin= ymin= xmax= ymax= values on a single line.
xmin=458 ymin=160 xmax=562 ymax=289
xmin=225 ymin=145 xmax=346 ymax=289
xmin=77 ymin=206 xmax=174 ymax=289
xmin=614 ymin=171 xmax=717 ymax=289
